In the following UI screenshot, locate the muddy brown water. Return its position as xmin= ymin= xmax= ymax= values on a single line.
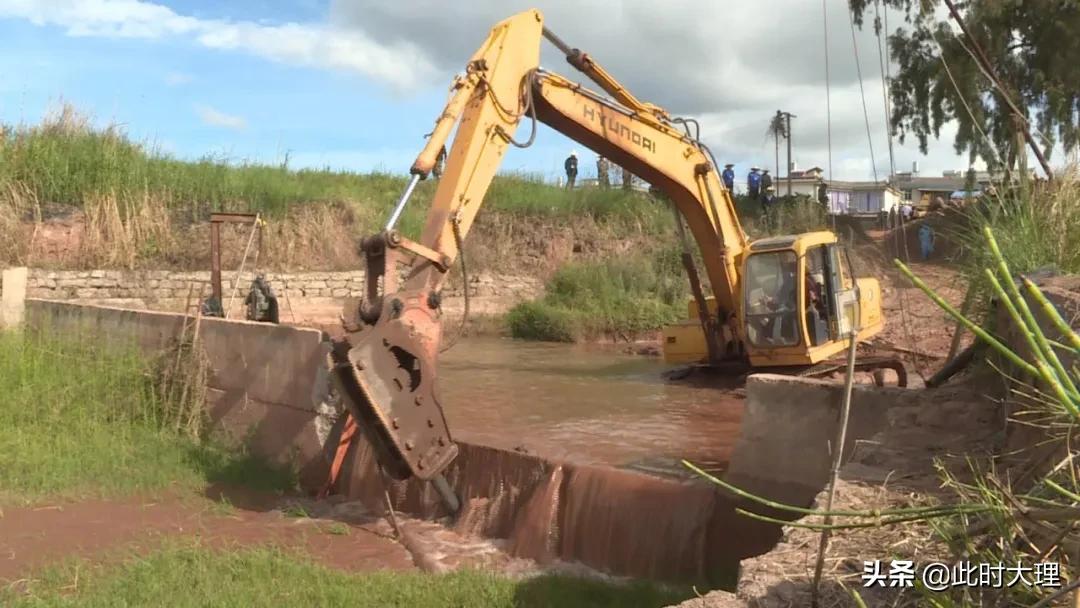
xmin=437 ymin=338 xmax=744 ymax=475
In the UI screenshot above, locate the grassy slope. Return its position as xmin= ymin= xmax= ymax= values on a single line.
xmin=3 ymin=544 xmax=691 ymax=607
xmin=0 ymin=107 xmax=669 ymax=226
xmin=507 ymin=246 xmax=688 ymax=341
xmin=0 ymin=331 xmax=294 ymax=504
xmin=949 ymin=176 xmax=1080 ymax=278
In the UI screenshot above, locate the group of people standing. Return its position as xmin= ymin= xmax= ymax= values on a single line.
xmin=722 ymin=164 xmax=775 ymax=206
xmin=563 ymin=151 xmax=634 ymax=190
xmin=724 ymin=164 xmax=779 ymax=227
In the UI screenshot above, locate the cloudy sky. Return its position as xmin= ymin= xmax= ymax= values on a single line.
xmin=0 ymin=0 xmax=1000 ymax=186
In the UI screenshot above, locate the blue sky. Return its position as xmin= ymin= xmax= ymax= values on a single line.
xmin=0 ymin=0 xmax=580 ymax=179
xmin=0 ymin=0 xmax=1027 ymax=185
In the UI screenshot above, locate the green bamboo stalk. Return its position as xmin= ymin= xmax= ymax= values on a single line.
xmin=848 ymin=588 xmax=869 ymax=608
xmin=1020 ymin=493 xmax=1076 ymax=509
xmin=1046 ymin=338 xmax=1078 ymax=354
xmin=985 ymin=227 xmax=1080 ymax=405
xmin=985 ymin=270 xmax=1063 ymax=383
xmin=983 ymin=269 xmax=1078 ymax=416
xmin=1023 ymin=276 xmax=1080 ymax=352
xmin=895 ymin=260 xmax=1039 ymax=376
xmin=683 ymin=460 xmax=958 ymax=518
xmin=733 ymin=505 xmax=1001 ymax=531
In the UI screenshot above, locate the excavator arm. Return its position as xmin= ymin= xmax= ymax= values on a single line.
xmin=330 ymin=9 xmax=750 ymax=494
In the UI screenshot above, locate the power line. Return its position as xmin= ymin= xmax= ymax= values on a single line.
xmin=847 ymin=0 xmax=879 ymax=182
xmin=873 ymin=0 xmax=896 ymax=178
xmin=822 ymin=0 xmax=833 ymax=181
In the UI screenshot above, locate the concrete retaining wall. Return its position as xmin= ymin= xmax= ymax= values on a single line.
xmin=1 ymin=267 xmax=26 ymax=328
xmin=725 ymin=374 xmax=991 ymax=505
xmin=24 ymin=299 xmax=338 ymax=489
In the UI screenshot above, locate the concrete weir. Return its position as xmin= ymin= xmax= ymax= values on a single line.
xmin=22 ymin=300 xmax=917 ymax=588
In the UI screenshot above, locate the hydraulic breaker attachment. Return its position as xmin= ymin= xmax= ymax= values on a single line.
xmin=331 ymin=232 xmax=458 ymax=485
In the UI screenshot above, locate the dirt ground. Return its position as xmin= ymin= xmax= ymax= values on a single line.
xmin=0 ymin=485 xmax=559 ymax=591
xmin=861 ymin=232 xmax=976 ymax=378
xmin=0 ymin=490 xmax=412 ymax=589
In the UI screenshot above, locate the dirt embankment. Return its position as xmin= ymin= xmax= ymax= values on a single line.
xmin=7 ymin=202 xmax=664 ymax=276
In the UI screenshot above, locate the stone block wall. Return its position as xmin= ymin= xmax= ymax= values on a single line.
xmin=21 ymin=269 xmax=367 ymax=302
xmin=2 ymin=269 xmax=542 ymax=313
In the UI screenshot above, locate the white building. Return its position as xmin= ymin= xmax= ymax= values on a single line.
xmin=775 ymin=166 xmax=826 ymax=198
xmin=776 ymin=166 xmax=900 ymax=215
xmin=825 ymin=181 xmax=902 ymax=215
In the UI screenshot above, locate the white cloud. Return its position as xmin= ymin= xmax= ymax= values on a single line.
xmin=164 ymin=71 xmax=192 ymax=86
xmin=0 ymin=0 xmax=1019 ymax=179
xmin=327 ymin=0 xmax=990 ymax=180
xmin=0 ymin=0 xmax=436 ymax=91
xmin=0 ymin=0 xmax=201 ymax=38
xmin=195 ymin=104 xmax=246 ymax=131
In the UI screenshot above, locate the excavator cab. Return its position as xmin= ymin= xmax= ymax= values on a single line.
xmin=664 ymin=231 xmax=884 ymax=368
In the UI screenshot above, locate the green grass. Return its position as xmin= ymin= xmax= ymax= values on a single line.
xmin=2 ymin=544 xmax=692 ymax=607
xmin=0 ymin=106 xmax=403 ymax=218
xmin=0 ymin=106 xmax=669 ymax=226
xmin=507 ymin=247 xmax=688 ymax=341
xmin=949 ymin=175 xmax=1080 ymax=279
xmin=730 ymin=194 xmax=829 ymax=238
xmin=0 ymin=107 xmax=677 ymax=270
xmin=0 ymin=330 xmax=294 ymax=504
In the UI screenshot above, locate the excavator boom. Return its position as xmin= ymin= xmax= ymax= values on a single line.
xmin=331 ymin=9 xmax=748 ymax=486
xmin=330 ymin=9 xmax=889 ymax=492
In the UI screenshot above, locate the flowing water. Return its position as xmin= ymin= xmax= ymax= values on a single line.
xmin=438 ymin=338 xmax=744 ymax=475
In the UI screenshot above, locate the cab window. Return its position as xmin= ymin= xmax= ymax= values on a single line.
xmin=805 ymin=246 xmax=831 ymax=346
xmin=744 ymin=251 xmax=800 ymax=347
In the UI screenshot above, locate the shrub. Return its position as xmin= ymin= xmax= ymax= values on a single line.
xmin=506 ymin=301 xmax=579 ymax=342
xmin=508 ymin=246 xmax=688 ymax=342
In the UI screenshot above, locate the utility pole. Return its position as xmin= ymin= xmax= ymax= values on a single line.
xmin=780 ymin=111 xmax=796 ymax=196
xmin=774 ymin=110 xmax=782 ymax=180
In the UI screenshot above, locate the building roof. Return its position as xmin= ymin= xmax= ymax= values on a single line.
xmin=788 ymin=167 xmax=824 ymax=179
xmin=891 ymin=172 xmax=1002 ymax=191
xmin=825 ymin=180 xmax=900 ymax=193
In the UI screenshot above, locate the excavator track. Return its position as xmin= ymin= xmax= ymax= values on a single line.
xmin=795 ymin=355 xmax=908 ymax=387
xmin=663 ymin=355 xmax=908 ymax=387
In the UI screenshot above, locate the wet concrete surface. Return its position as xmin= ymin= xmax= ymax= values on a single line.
xmin=438 ymin=338 xmax=743 ymax=475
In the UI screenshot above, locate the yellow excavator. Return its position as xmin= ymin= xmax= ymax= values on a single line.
xmin=328 ymin=9 xmax=904 ymax=505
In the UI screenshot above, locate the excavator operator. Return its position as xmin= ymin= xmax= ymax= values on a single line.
xmin=758 ymin=260 xmax=798 ymax=345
